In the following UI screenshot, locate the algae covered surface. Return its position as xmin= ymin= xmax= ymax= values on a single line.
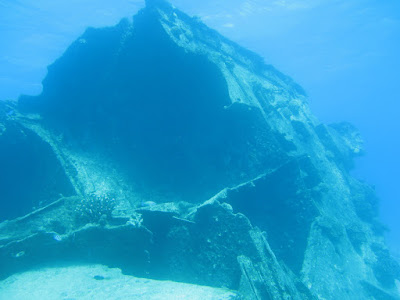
xmin=0 ymin=0 xmax=399 ymax=299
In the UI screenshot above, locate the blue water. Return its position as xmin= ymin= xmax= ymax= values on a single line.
xmin=1 ymin=0 xmax=399 ymax=256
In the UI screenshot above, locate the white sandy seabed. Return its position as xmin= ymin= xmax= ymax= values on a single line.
xmin=0 ymin=264 xmax=238 ymax=300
